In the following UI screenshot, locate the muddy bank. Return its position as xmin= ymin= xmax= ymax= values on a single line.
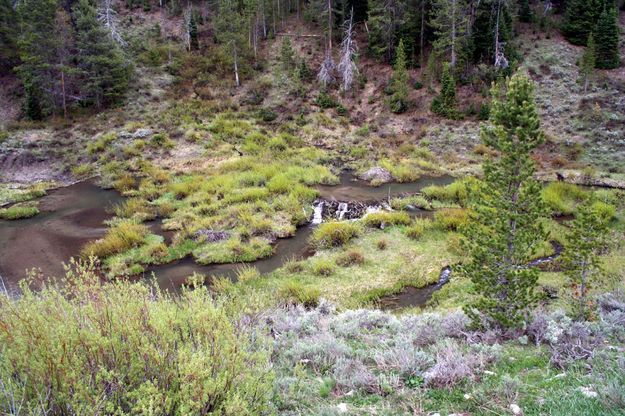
xmin=378 ymin=266 xmax=452 ymax=311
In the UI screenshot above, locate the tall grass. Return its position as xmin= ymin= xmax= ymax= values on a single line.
xmin=82 ymin=221 xmax=149 ymax=258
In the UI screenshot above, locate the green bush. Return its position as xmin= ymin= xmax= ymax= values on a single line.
xmin=590 ymin=200 xmax=616 ymax=222
xmin=315 ymin=92 xmax=338 ymax=109
xmin=0 ymin=260 xmax=273 ymax=415
xmin=361 ymin=211 xmax=411 ymax=228
xmin=311 ymin=221 xmax=361 ymax=249
xmin=0 ymin=205 xmax=39 ymax=220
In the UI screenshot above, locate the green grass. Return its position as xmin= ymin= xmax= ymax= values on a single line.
xmin=82 ymin=221 xmax=149 ymax=258
xmin=310 ymin=221 xmax=362 ymax=249
xmin=542 ymin=182 xmax=588 ymax=215
xmin=0 ymin=204 xmax=39 ymax=220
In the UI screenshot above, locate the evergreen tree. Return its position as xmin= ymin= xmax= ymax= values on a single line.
xmin=460 ymin=74 xmax=548 ymax=330
xmin=15 ymin=0 xmax=61 ymax=119
xmin=518 ymin=0 xmax=533 ymax=23
xmin=471 ymin=0 xmax=515 ymax=67
xmin=0 ymin=0 xmax=18 ymax=73
xmin=430 ymin=62 xmax=457 ymax=118
xmin=367 ymin=0 xmax=404 ymax=63
xmin=280 ymin=36 xmax=295 ymax=70
xmin=579 ymin=33 xmax=596 ymax=92
xmin=389 ymin=39 xmax=409 ymax=113
xmin=73 ymin=0 xmax=132 ymax=108
xmin=214 ymin=0 xmax=250 ymax=86
xmin=562 ymin=197 xmax=611 ymax=321
xmin=562 ymin=0 xmax=604 ymax=45
xmin=431 ymin=0 xmax=469 ymax=68
xmin=594 ymin=5 xmax=620 ymax=69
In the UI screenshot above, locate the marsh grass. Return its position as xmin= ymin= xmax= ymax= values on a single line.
xmin=82 ymin=221 xmax=149 ymax=258
xmin=0 ymin=204 xmax=39 ymax=220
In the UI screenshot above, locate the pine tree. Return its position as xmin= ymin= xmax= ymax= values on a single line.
xmin=0 ymin=0 xmax=18 ymax=72
xmin=431 ymin=0 xmax=469 ymax=68
xmin=214 ymin=0 xmax=249 ymax=86
xmin=389 ymin=39 xmax=409 ymax=113
xmin=280 ymin=36 xmax=295 ymax=70
xmin=594 ymin=5 xmax=620 ymax=69
xmin=579 ymin=33 xmax=596 ymax=93
xmin=460 ymin=73 xmax=548 ymax=330
xmin=471 ymin=0 xmax=514 ymax=68
xmin=518 ymin=0 xmax=533 ymax=23
xmin=562 ymin=197 xmax=611 ymax=321
xmin=74 ymin=0 xmax=131 ymax=108
xmin=430 ymin=62 xmax=457 ymax=118
xmin=367 ymin=0 xmax=403 ymax=63
xmin=562 ymin=0 xmax=604 ymax=46
xmin=15 ymin=0 xmax=61 ymax=118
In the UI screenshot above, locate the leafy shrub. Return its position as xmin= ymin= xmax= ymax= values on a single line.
xmin=361 ymin=211 xmax=411 ymax=228
xmin=311 ymin=222 xmax=361 ymax=249
xmin=335 ymin=249 xmax=365 ymax=267
xmin=0 ymin=205 xmax=39 ymax=220
xmin=82 ymin=221 xmax=149 ymax=258
xmin=315 ymin=92 xmax=338 ymax=109
xmin=258 ymin=107 xmax=278 ymax=122
xmin=279 ymin=280 xmax=321 ymax=307
xmin=434 ymin=208 xmax=469 ymax=231
xmin=0 ymin=260 xmax=273 ymax=415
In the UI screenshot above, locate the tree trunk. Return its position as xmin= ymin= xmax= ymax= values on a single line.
xmin=61 ymin=70 xmax=67 ymax=119
xmin=233 ymin=43 xmax=240 ymax=87
xmin=451 ymin=0 xmax=457 ymax=67
xmin=420 ymin=0 xmax=425 ymax=67
xmin=327 ymin=0 xmax=332 ymax=52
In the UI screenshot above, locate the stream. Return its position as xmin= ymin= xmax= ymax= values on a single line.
xmin=0 ymin=173 xmax=454 ymax=292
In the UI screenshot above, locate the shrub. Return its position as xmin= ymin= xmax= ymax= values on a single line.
xmin=150 ymin=133 xmax=175 ymax=149
xmin=590 ymin=200 xmax=616 ymax=221
xmin=0 ymin=205 xmax=39 ymax=220
xmin=82 ymin=222 xmax=149 ymax=258
xmin=279 ymin=280 xmax=321 ymax=307
xmin=434 ymin=208 xmax=469 ymax=231
xmin=311 ymin=222 xmax=361 ymax=249
xmin=335 ymin=249 xmax=365 ymax=267
xmin=315 ymin=92 xmax=338 ymax=109
xmin=257 ymin=107 xmax=278 ymax=122
xmin=361 ymin=211 xmax=411 ymax=228
xmin=0 ymin=260 xmax=273 ymax=415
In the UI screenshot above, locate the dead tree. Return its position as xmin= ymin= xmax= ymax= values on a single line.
xmin=98 ymin=0 xmax=126 ymax=46
xmin=337 ymin=8 xmax=358 ymax=91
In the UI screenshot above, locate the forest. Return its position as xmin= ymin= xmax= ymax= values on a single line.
xmin=0 ymin=0 xmax=624 ymax=414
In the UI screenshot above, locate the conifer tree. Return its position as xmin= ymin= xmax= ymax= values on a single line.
xmin=579 ymin=33 xmax=596 ymax=93
xmin=562 ymin=197 xmax=611 ymax=321
xmin=0 ymin=0 xmax=18 ymax=72
xmin=594 ymin=5 xmax=620 ymax=69
xmin=367 ymin=0 xmax=403 ymax=63
xmin=430 ymin=62 xmax=457 ymax=118
xmin=280 ymin=36 xmax=295 ymax=70
xmin=431 ymin=0 xmax=469 ymax=68
xmin=15 ymin=0 xmax=62 ymax=119
xmin=460 ymin=73 xmax=548 ymax=330
xmin=389 ymin=39 xmax=409 ymax=113
xmin=562 ymin=0 xmax=604 ymax=46
xmin=518 ymin=0 xmax=533 ymax=23
xmin=74 ymin=0 xmax=132 ymax=108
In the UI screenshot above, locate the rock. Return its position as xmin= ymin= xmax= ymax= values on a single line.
xmin=194 ymin=229 xmax=230 ymax=242
xmin=359 ymin=167 xmax=393 ymax=184
xmin=133 ymin=128 xmax=153 ymax=139
xmin=579 ymin=387 xmax=598 ymax=398
xmin=463 ymin=393 xmax=472 ymax=400
xmin=483 ymin=370 xmax=496 ymax=376
xmin=337 ymin=403 xmax=348 ymax=413
xmin=510 ymin=403 xmax=523 ymax=415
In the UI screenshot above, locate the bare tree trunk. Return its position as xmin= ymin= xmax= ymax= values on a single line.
xmin=61 ymin=71 xmax=67 ymax=119
xmin=451 ymin=0 xmax=457 ymax=67
xmin=233 ymin=43 xmax=240 ymax=87
xmin=420 ymin=0 xmax=425 ymax=67
xmin=327 ymin=0 xmax=332 ymax=52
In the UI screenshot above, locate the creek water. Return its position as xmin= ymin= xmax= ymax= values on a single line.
xmin=0 ymin=181 xmax=123 ymax=291
xmin=0 ymin=172 xmax=454 ymax=291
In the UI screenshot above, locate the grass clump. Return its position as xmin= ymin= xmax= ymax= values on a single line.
xmin=311 ymin=259 xmax=336 ymax=276
xmin=541 ymin=182 xmax=587 ymax=215
xmin=434 ymin=208 xmax=469 ymax=231
xmin=311 ymin=221 xmax=361 ymax=249
xmin=82 ymin=222 xmax=149 ymax=258
xmin=0 ymin=260 xmax=273 ymax=415
xmin=421 ymin=178 xmax=475 ymax=207
xmin=335 ymin=249 xmax=366 ymax=267
xmin=405 ymin=219 xmax=430 ymax=240
xmin=361 ymin=211 xmax=411 ymax=228
xmin=0 ymin=204 xmax=39 ymax=220
xmin=71 ymin=163 xmax=94 ymax=178
xmin=279 ymin=279 xmax=320 ymax=307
